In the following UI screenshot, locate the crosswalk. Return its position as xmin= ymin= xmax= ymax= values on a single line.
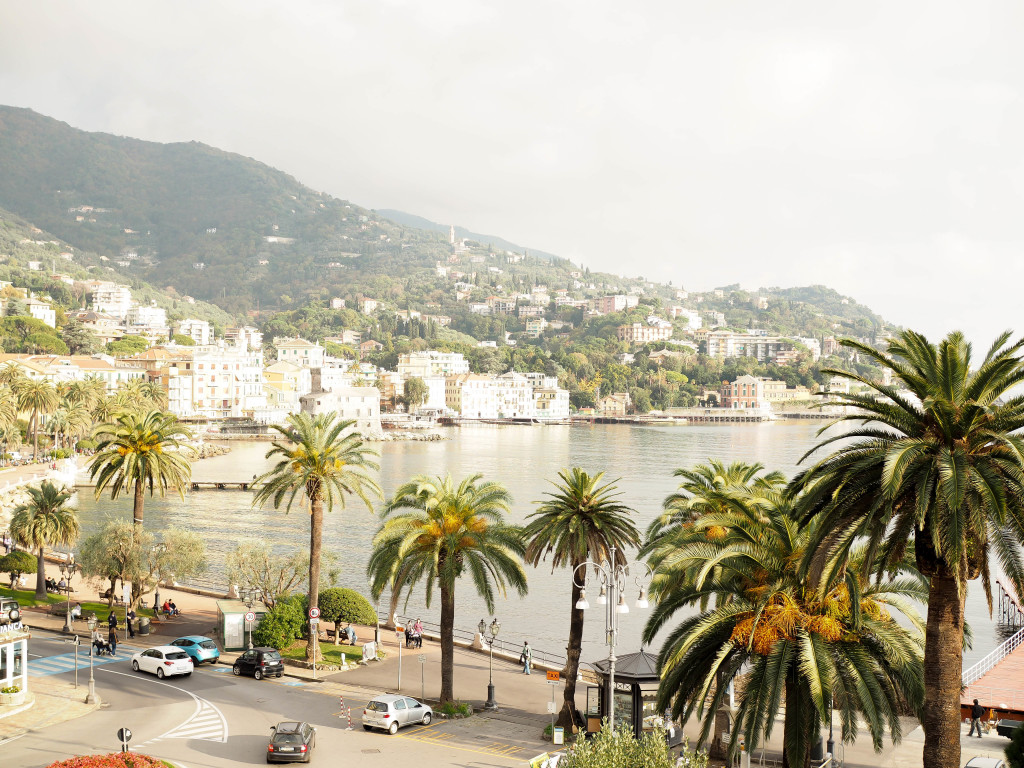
xmin=29 ymin=646 xmax=145 ymax=677
xmin=145 ymin=698 xmax=228 ymax=743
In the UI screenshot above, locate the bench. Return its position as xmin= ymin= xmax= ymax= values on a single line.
xmin=99 ymin=594 xmax=126 ymax=607
xmin=323 ymin=628 xmax=358 ymax=645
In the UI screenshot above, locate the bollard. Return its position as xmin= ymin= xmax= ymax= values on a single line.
xmin=346 ymin=707 xmax=354 ymax=730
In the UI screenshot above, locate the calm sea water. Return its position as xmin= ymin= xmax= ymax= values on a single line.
xmin=70 ymin=422 xmax=1004 ymax=667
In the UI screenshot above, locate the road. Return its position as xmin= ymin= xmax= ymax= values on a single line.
xmin=5 ymin=636 xmax=540 ymax=768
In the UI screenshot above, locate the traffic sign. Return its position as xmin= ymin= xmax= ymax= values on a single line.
xmin=418 ymin=655 xmax=426 ymax=663
xmin=309 ymin=607 xmax=321 ymax=619
xmin=309 ymin=618 xmax=319 ymax=625
xmin=546 ymin=670 xmax=560 ymax=683
xmin=117 ymin=727 xmax=132 ymax=742
xmin=244 ymin=611 xmax=256 ymax=623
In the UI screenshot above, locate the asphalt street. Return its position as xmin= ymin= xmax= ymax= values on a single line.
xmin=5 ymin=635 xmax=536 ymax=768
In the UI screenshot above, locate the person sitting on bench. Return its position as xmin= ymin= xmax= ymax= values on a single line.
xmin=344 ymin=623 xmax=357 ymax=645
xmin=46 ymin=577 xmax=58 ymax=592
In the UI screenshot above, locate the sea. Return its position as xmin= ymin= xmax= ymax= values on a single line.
xmin=70 ymin=421 xmax=1009 ymax=669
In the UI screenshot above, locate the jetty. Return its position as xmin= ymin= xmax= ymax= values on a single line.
xmin=960 ymin=581 xmax=1024 ymax=720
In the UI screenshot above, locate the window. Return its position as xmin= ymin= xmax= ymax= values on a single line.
xmin=394 ymin=700 xmax=407 ymax=711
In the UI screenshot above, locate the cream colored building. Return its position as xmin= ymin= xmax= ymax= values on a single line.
xmin=275 ymin=338 xmax=325 ymax=369
xmin=299 ymin=387 xmax=382 ymax=436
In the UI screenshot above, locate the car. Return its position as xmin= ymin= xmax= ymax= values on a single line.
xmin=169 ymin=635 xmax=221 ymax=665
xmin=266 ymin=721 xmax=316 ymax=763
xmin=232 ymin=647 xmax=284 ymax=680
xmin=131 ymin=645 xmax=194 ymax=678
xmin=362 ymin=694 xmax=432 ymax=735
xmin=0 ymin=598 xmax=21 ymax=625
xmin=997 ymin=718 xmax=1023 ymax=738
xmin=965 ymin=758 xmax=1005 ymax=768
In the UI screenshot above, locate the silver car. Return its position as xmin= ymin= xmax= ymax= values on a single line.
xmin=362 ymin=694 xmax=433 ymax=735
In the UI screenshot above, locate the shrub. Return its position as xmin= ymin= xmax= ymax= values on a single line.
xmin=48 ymin=448 xmax=72 ymax=459
xmin=318 ymin=587 xmax=377 ymax=638
xmin=252 ymin=595 xmax=307 ymax=649
xmin=46 ymin=754 xmax=167 ymax=768
xmin=0 ymin=550 xmax=37 ymax=585
xmin=436 ymin=700 xmax=474 ymax=718
xmin=76 ymin=439 xmax=96 ymax=452
xmin=558 ymin=722 xmax=708 ymax=768
xmin=2 ymin=684 xmax=21 ymax=693
xmin=1007 ymin=719 xmax=1024 ymax=768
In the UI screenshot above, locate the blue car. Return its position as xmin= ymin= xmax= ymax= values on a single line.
xmin=169 ymin=635 xmax=221 ymax=665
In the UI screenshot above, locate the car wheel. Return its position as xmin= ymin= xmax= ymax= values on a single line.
xmin=421 ymin=712 xmax=431 ymax=726
xmin=9 ymin=609 xmax=19 ymax=622
xmin=276 ymin=673 xmax=283 ymax=678
xmin=132 ymin=660 xmax=139 ymax=672
xmin=232 ymin=665 xmax=241 ymax=676
xmin=254 ymin=668 xmax=263 ymax=680
xmin=362 ymin=724 xmax=372 ymax=731
xmin=157 ymin=668 xmax=165 ymax=679
xmin=388 ymin=721 xmax=399 ymax=735
xmin=184 ymin=672 xmax=192 ymax=677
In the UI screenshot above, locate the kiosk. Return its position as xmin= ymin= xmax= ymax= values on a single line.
xmin=588 ymin=649 xmax=680 ymax=745
xmin=0 ymin=622 xmax=30 ymax=707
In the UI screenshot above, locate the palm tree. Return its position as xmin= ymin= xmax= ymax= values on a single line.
xmin=17 ymin=378 xmax=59 ymax=459
xmin=522 ymin=468 xmax=640 ymax=732
xmin=0 ymin=384 xmax=16 ymax=431
xmin=792 ymin=330 xmax=1024 ymax=768
xmin=9 ymin=481 xmax=81 ymax=600
xmin=91 ymin=395 xmax=119 ymax=424
xmin=89 ymin=409 xmax=195 ymax=530
xmin=253 ymin=412 xmax=381 ymax=662
xmin=369 ymin=473 xmax=528 ymax=704
xmin=644 ymin=482 xmax=925 ymax=768
xmin=50 ymin=402 xmax=91 ymax=450
xmin=0 ymin=362 xmax=24 ymax=388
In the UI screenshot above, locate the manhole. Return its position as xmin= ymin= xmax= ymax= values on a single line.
xmin=361 ymin=749 xmax=381 ymax=754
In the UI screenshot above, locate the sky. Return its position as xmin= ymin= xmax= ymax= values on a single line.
xmin=1 ymin=1 xmax=1022 ymax=346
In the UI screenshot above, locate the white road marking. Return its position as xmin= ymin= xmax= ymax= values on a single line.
xmin=98 ymin=667 xmax=229 ymax=744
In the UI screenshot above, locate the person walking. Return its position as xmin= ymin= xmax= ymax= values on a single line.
xmin=520 ymin=641 xmax=533 ymax=675
xmin=107 ymin=612 xmax=119 ymax=656
xmin=969 ymin=699 xmax=986 ymax=737
xmin=126 ymin=608 xmax=136 ymax=639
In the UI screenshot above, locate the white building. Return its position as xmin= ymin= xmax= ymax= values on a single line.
xmin=534 ymin=387 xmax=571 ymax=420
xmin=445 ymin=372 xmax=536 ymax=419
xmin=25 ymin=298 xmax=56 ymax=328
xmin=175 ymin=318 xmax=212 ymax=346
xmin=397 ymin=351 xmax=470 ymax=379
xmin=299 ymin=387 xmax=382 ymax=436
xmin=275 ymin=338 xmax=326 ymax=369
xmin=126 ymin=302 xmax=170 ymax=342
xmin=188 ymin=342 xmax=267 ymax=418
xmin=225 ymin=326 xmax=263 ymax=351
xmin=89 ymin=282 xmax=133 ymax=319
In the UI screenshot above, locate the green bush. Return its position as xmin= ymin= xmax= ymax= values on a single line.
xmin=1007 ymin=718 xmax=1024 ymax=767
xmin=436 ymin=700 xmax=474 ymax=718
xmin=558 ymin=723 xmax=708 ymax=768
xmin=252 ymin=608 xmax=297 ymax=650
xmin=76 ymin=439 xmax=96 ymax=452
xmin=0 ymin=551 xmax=37 ymax=585
xmin=48 ymin=448 xmax=72 ymax=459
xmin=318 ymin=587 xmax=376 ymax=630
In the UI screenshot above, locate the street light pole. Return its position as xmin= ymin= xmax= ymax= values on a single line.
xmin=60 ymin=557 xmax=77 ymax=633
xmin=86 ymin=616 xmax=97 ymax=704
xmin=479 ymin=618 xmax=500 ymax=711
xmin=573 ymin=545 xmax=650 ymax=733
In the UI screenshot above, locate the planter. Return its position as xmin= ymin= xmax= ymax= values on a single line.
xmin=0 ymin=689 xmax=26 ymax=707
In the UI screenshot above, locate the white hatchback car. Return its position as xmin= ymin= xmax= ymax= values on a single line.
xmin=362 ymin=694 xmax=432 ymax=735
xmin=131 ymin=645 xmax=194 ymax=679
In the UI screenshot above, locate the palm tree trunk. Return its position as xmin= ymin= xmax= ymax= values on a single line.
xmin=922 ymin=573 xmax=966 ymax=768
xmin=35 ymin=545 xmax=46 ymax=600
xmin=385 ymin=587 xmax=402 ymax=629
xmin=132 ymin=477 xmax=145 ymax=529
xmin=782 ymin=673 xmax=813 ymax=768
xmin=31 ymin=408 xmax=38 ymax=460
xmin=306 ymin=490 xmax=323 ymax=663
xmin=557 ymin=570 xmax=585 ymax=732
xmin=440 ymin=579 xmax=455 ymax=704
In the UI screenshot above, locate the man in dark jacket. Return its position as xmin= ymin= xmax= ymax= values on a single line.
xmin=969 ymin=699 xmax=985 ymax=737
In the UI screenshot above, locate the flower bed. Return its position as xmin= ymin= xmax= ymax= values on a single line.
xmin=47 ymin=753 xmax=170 ymax=768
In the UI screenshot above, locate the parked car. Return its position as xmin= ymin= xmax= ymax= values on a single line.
xmin=362 ymin=694 xmax=432 ymax=735
xmin=997 ymin=718 xmax=1023 ymax=738
xmin=232 ymin=647 xmax=284 ymax=680
xmin=131 ymin=645 xmax=194 ymax=679
xmin=965 ymin=758 xmax=1005 ymax=768
xmin=266 ymin=721 xmax=316 ymax=763
xmin=169 ymin=635 xmax=220 ymax=665
xmin=0 ymin=598 xmax=21 ymax=626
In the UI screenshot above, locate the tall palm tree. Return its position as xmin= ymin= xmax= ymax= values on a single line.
xmin=89 ymin=409 xmax=195 ymax=530
xmin=91 ymin=395 xmax=119 ymax=424
xmin=792 ymin=330 xmax=1024 ymax=768
xmin=369 ymin=473 xmax=528 ymax=704
xmin=50 ymin=402 xmax=91 ymax=450
xmin=522 ymin=468 xmax=640 ymax=732
xmin=0 ymin=362 xmax=25 ymax=388
xmin=9 ymin=481 xmax=81 ymax=600
xmin=253 ymin=411 xmax=381 ymax=662
xmin=644 ymin=482 xmax=926 ymax=768
xmin=0 ymin=384 xmax=16 ymax=431
xmin=17 ymin=378 xmax=59 ymax=459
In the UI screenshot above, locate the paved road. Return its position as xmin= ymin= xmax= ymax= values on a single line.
xmin=5 ymin=635 xmax=542 ymax=768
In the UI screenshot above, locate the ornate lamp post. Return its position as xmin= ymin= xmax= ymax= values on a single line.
xmin=241 ymin=587 xmax=261 ymax=650
xmin=86 ymin=615 xmax=97 ymax=704
xmin=59 ymin=557 xmax=78 ymax=633
xmin=478 ymin=617 xmax=500 ymax=711
xmin=573 ymin=545 xmax=651 ymax=731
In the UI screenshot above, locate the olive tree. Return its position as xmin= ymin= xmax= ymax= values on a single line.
xmin=226 ymin=542 xmax=340 ymax=608
xmin=317 ymin=587 xmax=376 ymax=644
xmin=0 ymin=551 xmax=37 ymax=588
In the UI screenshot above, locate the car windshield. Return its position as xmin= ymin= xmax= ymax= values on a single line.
xmin=261 ymin=651 xmax=281 ymax=662
xmin=366 ymin=701 xmax=389 ymax=712
xmin=199 ymin=640 xmax=217 ymax=649
xmin=273 ymin=733 xmax=303 ymax=744
xmin=166 ymin=652 xmax=189 ymax=660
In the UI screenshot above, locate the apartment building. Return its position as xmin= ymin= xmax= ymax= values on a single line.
xmin=299 ymin=387 xmax=382 ymax=436
xmin=0 ymin=353 xmax=146 ymax=390
xmin=617 ymin=322 xmax=673 ymax=344
xmin=593 ymin=295 xmax=640 ymax=314
xmin=88 ymin=282 xmax=133 ymax=319
xmin=126 ymin=302 xmax=170 ymax=343
xmin=67 ymin=310 xmax=124 ymax=345
xmin=275 ymin=338 xmax=325 ymax=369
xmin=704 ymin=331 xmax=799 ymax=364
xmin=397 ymin=351 xmax=470 ymax=379
xmin=25 ymin=298 xmax=56 ymax=328
xmin=720 ymin=375 xmax=770 ymax=409
xmin=175 ymin=319 xmax=212 ymax=346
xmin=224 ymin=326 xmax=263 ymax=351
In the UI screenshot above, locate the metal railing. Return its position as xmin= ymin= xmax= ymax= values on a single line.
xmin=997 ymin=580 xmax=1024 ymax=626
xmin=962 ymin=622 xmax=1024 ymax=686
xmin=382 ymin=610 xmax=569 ymax=669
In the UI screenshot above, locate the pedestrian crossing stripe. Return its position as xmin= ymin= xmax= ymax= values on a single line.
xmin=29 ymin=648 xmax=145 ymax=677
xmin=144 ymin=698 xmax=228 ymax=743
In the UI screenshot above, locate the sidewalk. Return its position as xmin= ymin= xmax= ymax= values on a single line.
xmin=0 ymin=675 xmax=101 ymax=743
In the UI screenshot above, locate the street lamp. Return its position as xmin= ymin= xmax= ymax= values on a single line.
xmin=478 ymin=617 xmax=500 ymax=711
xmin=573 ymin=545 xmax=651 ymax=732
xmin=241 ymin=587 xmax=261 ymax=650
xmin=85 ymin=615 xmax=97 ymax=704
xmin=59 ymin=557 xmax=78 ymax=633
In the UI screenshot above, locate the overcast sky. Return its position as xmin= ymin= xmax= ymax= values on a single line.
xmin=1 ymin=1 xmax=1022 ymax=346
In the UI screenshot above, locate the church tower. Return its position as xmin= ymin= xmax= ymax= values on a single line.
xmin=449 ymin=225 xmax=456 ymax=245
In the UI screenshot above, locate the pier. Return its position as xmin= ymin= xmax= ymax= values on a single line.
xmin=961 ymin=581 xmax=1024 ymax=719
xmin=75 ymin=480 xmax=255 ymax=491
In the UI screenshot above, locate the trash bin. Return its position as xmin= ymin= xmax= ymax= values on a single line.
xmin=138 ymin=616 xmax=151 ymax=636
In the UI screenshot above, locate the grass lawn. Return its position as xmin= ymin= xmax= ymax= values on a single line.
xmin=0 ymin=586 xmax=156 ymax=618
xmin=280 ymin=638 xmax=364 ymax=665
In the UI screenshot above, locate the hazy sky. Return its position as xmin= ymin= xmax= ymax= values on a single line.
xmin=1 ymin=1 xmax=1022 ymax=346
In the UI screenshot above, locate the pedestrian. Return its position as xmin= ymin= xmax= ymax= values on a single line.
xmin=91 ymin=627 xmax=106 ymax=655
xmin=520 ymin=641 xmax=532 ymax=675
xmin=126 ymin=607 xmax=136 ymax=639
xmin=414 ymin=618 xmax=423 ymax=648
xmin=108 ymin=623 xmax=118 ymax=656
xmin=969 ymin=698 xmax=985 ymax=738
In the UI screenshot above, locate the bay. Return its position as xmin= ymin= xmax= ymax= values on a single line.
xmin=71 ymin=422 xmax=1005 ymax=668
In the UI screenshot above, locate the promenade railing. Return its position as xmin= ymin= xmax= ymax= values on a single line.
xmin=962 ymin=622 xmax=1024 ymax=687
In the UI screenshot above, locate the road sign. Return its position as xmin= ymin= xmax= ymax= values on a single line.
xmin=117 ymin=727 xmax=132 ymax=742
xmin=546 ymin=701 xmax=557 ymax=714
xmin=546 ymin=670 xmax=560 ymax=683
xmin=309 ymin=607 xmax=321 ymax=619
xmin=309 ymin=618 xmax=319 ymax=625
xmin=418 ymin=654 xmax=426 ymax=663
xmin=244 ymin=611 xmax=256 ymax=623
